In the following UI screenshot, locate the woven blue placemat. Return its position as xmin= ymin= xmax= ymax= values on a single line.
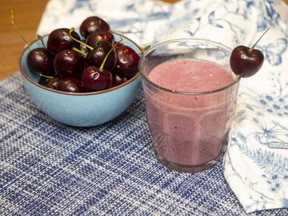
xmin=0 ymin=73 xmax=287 ymax=216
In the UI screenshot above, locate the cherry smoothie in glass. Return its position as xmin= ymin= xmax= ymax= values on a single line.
xmin=139 ymin=39 xmax=240 ymax=173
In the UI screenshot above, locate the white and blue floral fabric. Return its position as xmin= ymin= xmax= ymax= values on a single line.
xmin=38 ymin=0 xmax=288 ymax=213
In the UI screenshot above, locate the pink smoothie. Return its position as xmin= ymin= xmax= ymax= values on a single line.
xmin=144 ymin=59 xmax=238 ymax=170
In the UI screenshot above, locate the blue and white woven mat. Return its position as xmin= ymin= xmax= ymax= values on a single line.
xmin=0 ymin=73 xmax=286 ymax=215
xmin=1 ymin=0 xmax=288 ymax=215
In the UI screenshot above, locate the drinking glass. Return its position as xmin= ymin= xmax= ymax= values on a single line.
xmin=139 ymin=38 xmax=241 ymax=173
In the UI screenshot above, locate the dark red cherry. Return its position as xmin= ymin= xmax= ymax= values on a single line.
xmin=46 ymin=77 xmax=60 ymax=90
xmin=86 ymin=40 xmax=116 ymax=71
xmin=112 ymin=74 xmax=128 ymax=87
xmin=53 ymin=49 xmax=84 ymax=78
xmin=230 ymin=45 xmax=264 ymax=78
xmin=27 ymin=47 xmax=55 ymax=76
xmin=58 ymin=77 xmax=82 ymax=93
xmin=81 ymin=65 xmax=112 ymax=91
xmin=79 ymin=16 xmax=110 ymax=38
xmin=47 ymin=28 xmax=81 ymax=55
xmin=86 ymin=31 xmax=114 ymax=47
xmin=115 ymin=45 xmax=140 ymax=77
xmin=230 ymin=28 xmax=269 ymax=78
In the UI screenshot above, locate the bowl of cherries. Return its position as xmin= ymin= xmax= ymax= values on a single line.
xmin=19 ymin=16 xmax=142 ymax=127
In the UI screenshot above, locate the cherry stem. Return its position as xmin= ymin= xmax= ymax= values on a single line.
xmin=10 ymin=9 xmax=29 ymax=47
xmin=250 ymin=27 xmax=270 ymax=51
xmin=99 ymin=38 xmax=123 ymax=72
xmin=69 ymin=27 xmax=94 ymax=50
xmin=37 ymin=34 xmax=46 ymax=48
xmin=72 ymin=46 xmax=87 ymax=57
xmin=40 ymin=74 xmax=54 ymax=79
xmin=140 ymin=45 xmax=151 ymax=54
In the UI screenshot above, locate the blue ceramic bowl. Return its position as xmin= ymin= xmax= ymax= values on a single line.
xmin=19 ymin=33 xmax=141 ymax=127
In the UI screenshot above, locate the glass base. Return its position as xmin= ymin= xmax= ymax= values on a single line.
xmin=154 ymin=144 xmax=227 ymax=173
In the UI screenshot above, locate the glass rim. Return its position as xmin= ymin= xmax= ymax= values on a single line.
xmin=139 ymin=38 xmax=241 ymax=95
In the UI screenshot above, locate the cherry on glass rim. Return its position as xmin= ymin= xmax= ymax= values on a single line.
xmin=230 ymin=45 xmax=264 ymax=78
xmin=230 ymin=28 xmax=269 ymax=78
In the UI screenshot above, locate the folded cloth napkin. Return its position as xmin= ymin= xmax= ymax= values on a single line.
xmin=221 ymin=1 xmax=288 ymax=213
xmin=37 ymin=0 xmax=288 ymax=213
xmin=223 ymin=14 xmax=288 ymax=216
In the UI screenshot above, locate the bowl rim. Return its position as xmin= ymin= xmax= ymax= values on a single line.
xmin=19 ymin=32 xmax=141 ymax=96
